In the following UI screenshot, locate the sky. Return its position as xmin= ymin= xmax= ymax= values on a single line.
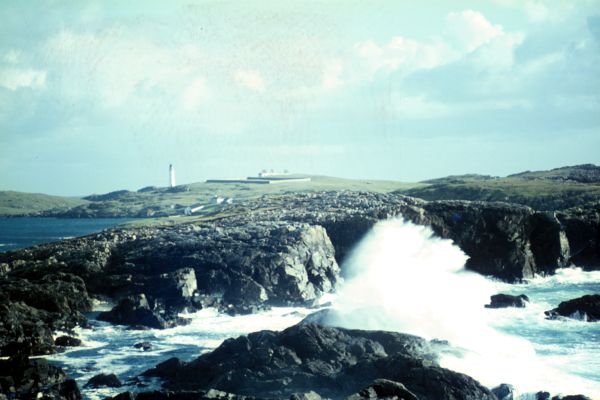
xmin=1 ymin=0 xmax=599 ymax=195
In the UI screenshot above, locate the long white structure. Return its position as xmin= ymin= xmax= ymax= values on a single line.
xmin=169 ymin=164 xmax=176 ymax=187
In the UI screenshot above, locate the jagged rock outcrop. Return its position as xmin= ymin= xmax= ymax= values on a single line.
xmin=0 ymin=353 xmax=81 ymax=399
xmin=1 ymin=191 xmax=599 ymax=344
xmin=485 ymin=294 xmax=529 ymax=309
xmin=107 ymin=389 xmax=272 ymax=400
xmin=557 ymin=203 xmax=600 ymax=269
xmin=97 ymin=294 xmax=190 ymax=329
xmin=347 ymin=379 xmax=418 ymax=400
xmin=0 ymin=273 xmax=91 ymax=356
xmin=143 ymin=323 xmax=495 ymax=400
xmin=1 ymin=220 xmax=340 ymax=322
xmin=544 ymin=294 xmax=600 ymax=322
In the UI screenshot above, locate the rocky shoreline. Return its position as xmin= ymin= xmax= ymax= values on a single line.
xmin=1 ymin=191 xmax=599 ymax=399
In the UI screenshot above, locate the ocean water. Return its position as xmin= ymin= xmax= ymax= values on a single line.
xmin=3 ymin=217 xmax=600 ymax=399
xmin=0 ymin=217 xmax=131 ymax=252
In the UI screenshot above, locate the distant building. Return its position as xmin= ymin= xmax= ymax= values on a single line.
xmin=206 ymin=170 xmax=310 ymax=185
xmin=169 ymin=164 xmax=176 ymax=188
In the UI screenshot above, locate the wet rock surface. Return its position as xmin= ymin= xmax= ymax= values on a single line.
xmin=143 ymin=323 xmax=495 ymax=400
xmin=0 ymin=273 xmax=91 ymax=356
xmin=0 ymin=352 xmax=81 ymax=400
xmin=1 ymin=191 xmax=599 ymax=352
xmin=485 ymin=294 xmax=529 ymax=309
xmin=97 ymin=293 xmax=191 ymax=329
xmin=85 ymin=373 xmax=123 ymax=388
xmin=107 ymin=389 xmax=272 ymax=400
xmin=347 ymin=379 xmax=418 ymax=400
xmin=54 ymin=336 xmax=82 ymax=347
xmin=545 ymin=294 xmax=600 ymax=322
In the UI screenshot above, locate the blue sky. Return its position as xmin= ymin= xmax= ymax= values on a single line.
xmin=1 ymin=0 xmax=599 ymax=195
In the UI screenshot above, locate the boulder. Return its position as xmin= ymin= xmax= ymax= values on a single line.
xmin=97 ymin=294 xmax=190 ymax=329
xmin=143 ymin=323 xmax=495 ymax=400
xmin=55 ymin=335 xmax=82 ymax=347
xmin=134 ymin=342 xmax=153 ymax=351
xmin=485 ymin=294 xmax=529 ymax=309
xmin=491 ymin=383 xmax=515 ymax=400
xmin=107 ymin=390 xmax=270 ymax=400
xmin=545 ymin=294 xmax=600 ymax=322
xmin=0 ymin=353 xmax=81 ymax=399
xmin=0 ymin=273 xmax=91 ymax=356
xmin=552 ymin=396 xmax=593 ymax=400
xmin=347 ymin=379 xmax=418 ymax=400
xmin=85 ymin=373 xmax=122 ymax=388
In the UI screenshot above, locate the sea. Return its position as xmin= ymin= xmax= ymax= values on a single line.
xmin=1 ymin=217 xmax=599 ymax=400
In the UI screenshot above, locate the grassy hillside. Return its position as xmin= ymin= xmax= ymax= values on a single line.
xmin=4 ymin=165 xmax=599 ymax=218
xmin=399 ymin=165 xmax=600 ymax=211
xmin=0 ymin=191 xmax=89 ymax=216
xmin=7 ymin=175 xmax=423 ymax=218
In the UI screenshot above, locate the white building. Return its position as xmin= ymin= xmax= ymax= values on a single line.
xmin=169 ymin=164 xmax=176 ymax=187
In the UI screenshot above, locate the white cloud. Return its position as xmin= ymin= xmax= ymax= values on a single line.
xmin=355 ymin=37 xmax=453 ymax=76
xmin=473 ymin=31 xmax=525 ymax=69
xmin=0 ymin=67 xmax=46 ymax=90
xmin=233 ymin=69 xmax=266 ymax=93
xmin=355 ymin=10 xmax=523 ymax=80
xmin=446 ymin=10 xmax=503 ymax=52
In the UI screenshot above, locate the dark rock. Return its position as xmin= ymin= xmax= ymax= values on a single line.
xmin=485 ymin=294 xmax=529 ymax=309
xmin=85 ymin=373 xmax=123 ymax=388
xmin=134 ymin=341 xmax=153 ymax=351
xmin=419 ymin=201 xmax=544 ymax=282
xmin=55 ymin=335 xmax=82 ymax=347
xmin=557 ymin=204 xmax=600 ymax=268
xmin=291 ymin=391 xmax=322 ymax=400
xmin=107 ymin=389 xmax=271 ymax=400
xmin=0 ymin=273 xmax=91 ymax=356
xmin=97 ymin=294 xmax=188 ymax=329
xmin=0 ymin=354 xmax=81 ymax=399
xmin=544 ymin=294 xmax=600 ymax=322
xmin=143 ymin=357 xmax=186 ymax=380
xmin=536 ymin=392 xmax=551 ymax=400
xmin=347 ymin=379 xmax=418 ymax=400
xmin=552 ymin=396 xmax=593 ymax=400
xmin=491 ymin=383 xmax=515 ymax=400
xmin=84 ymin=190 xmax=133 ymax=201
xmin=144 ymin=323 xmax=494 ymax=400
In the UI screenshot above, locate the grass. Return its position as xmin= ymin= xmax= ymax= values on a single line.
xmin=0 ymin=175 xmax=424 ymax=219
xmin=399 ymin=177 xmax=600 ymax=210
xmin=0 ymin=191 xmax=89 ymax=216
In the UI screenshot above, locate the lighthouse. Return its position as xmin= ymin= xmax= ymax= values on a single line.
xmin=169 ymin=164 xmax=176 ymax=187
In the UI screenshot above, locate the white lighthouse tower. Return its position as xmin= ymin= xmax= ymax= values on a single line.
xmin=169 ymin=164 xmax=176 ymax=187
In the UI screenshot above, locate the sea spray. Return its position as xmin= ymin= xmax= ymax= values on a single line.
xmin=326 ymin=218 xmax=600 ymax=398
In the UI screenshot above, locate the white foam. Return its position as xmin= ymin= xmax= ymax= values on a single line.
xmin=327 ymin=218 xmax=600 ymax=398
xmin=525 ymin=267 xmax=600 ymax=286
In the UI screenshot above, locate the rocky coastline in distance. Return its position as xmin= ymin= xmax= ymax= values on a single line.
xmin=1 ymin=165 xmax=600 ymax=400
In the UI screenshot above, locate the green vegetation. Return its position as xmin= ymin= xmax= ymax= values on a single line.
xmin=0 ymin=191 xmax=89 ymax=216
xmin=0 ymin=176 xmax=424 ymax=219
xmin=3 ymin=165 xmax=599 ymax=219
xmin=399 ymin=165 xmax=600 ymax=210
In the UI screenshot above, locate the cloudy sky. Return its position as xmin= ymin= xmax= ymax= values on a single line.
xmin=1 ymin=1 xmax=599 ymax=195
